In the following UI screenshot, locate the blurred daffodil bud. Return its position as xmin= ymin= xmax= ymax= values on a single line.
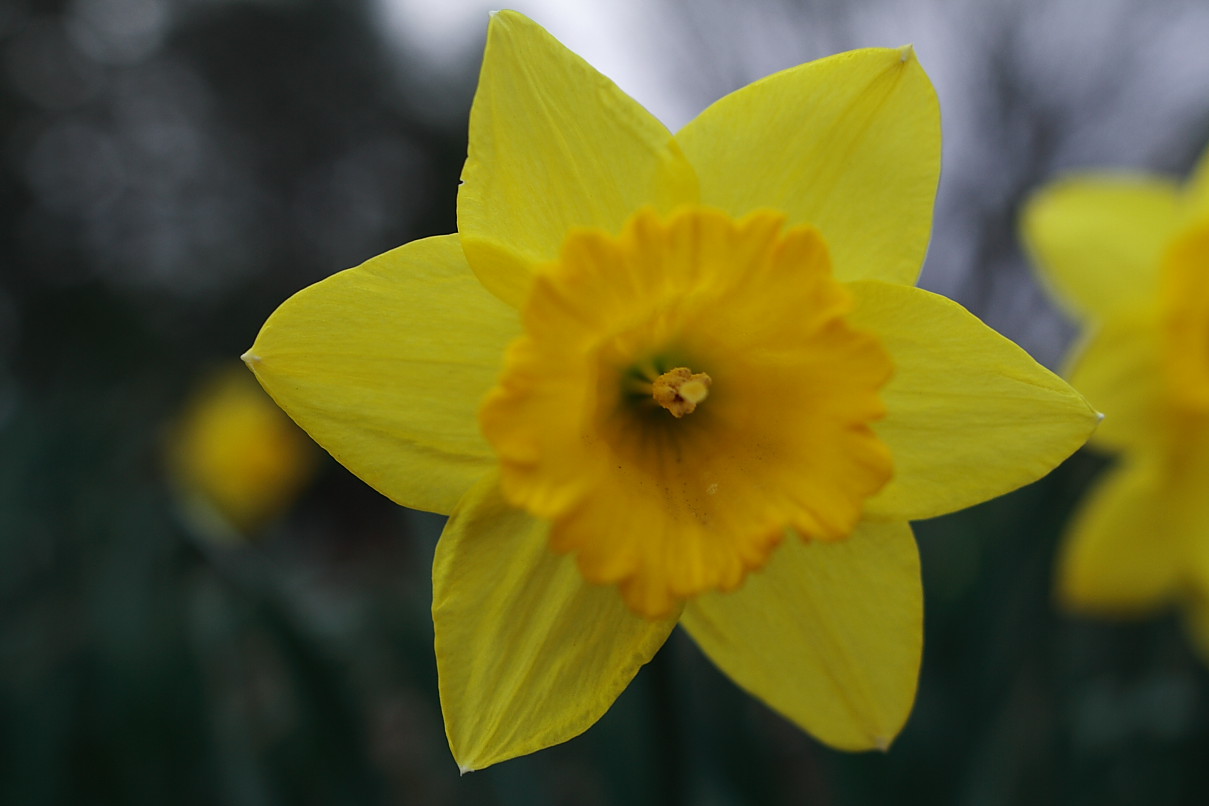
xmin=168 ymin=366 xmax=317 ymax=541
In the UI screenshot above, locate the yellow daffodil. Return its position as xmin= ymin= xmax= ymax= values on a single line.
xmin=245 ymin=11 xmax=1097 ymax=770
xmin=168 ymin=366 xmax=317 ymax=540
xmin=1024 ymin=145 xmax=1209 ymax=647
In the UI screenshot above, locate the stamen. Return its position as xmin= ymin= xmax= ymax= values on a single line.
xmin=652 ymin=367 xmax=712 ymax=418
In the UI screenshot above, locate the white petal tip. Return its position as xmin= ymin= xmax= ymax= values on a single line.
xmin=874 ymin=736 xmax=891 ymax=751
xmin=897 ymin=44 xmax=915 ymax=63
xmin=458 ymin=762 xmax=475 ymax=776
xmin=240 ymin=351 xmax=261 ymax=366
xmin=1096 ymin=411 xmax=1106 ymax=422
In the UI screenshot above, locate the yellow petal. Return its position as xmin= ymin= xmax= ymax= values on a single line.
xmin=675 ymin=47 xmax=940 ymax=285
xmin=244 ymin=235 xmax=518 ymax=515
xmin=1065 ymin=309 xmax=1164 ymax=452
xmin=1021 ymin=176 xmax=1179 ymax=319
xmin=433 ymin=475 xmax=678 ymax=771
xmin=458 ymin=10 xmax=697 ymax=307
xmin=1058 ymin=460 xmax=1182 ymax=614
xmin=848 ymin=281 xmax=1100 ymax=521
xmin=681 ymin=520 xmax=920 ymax=751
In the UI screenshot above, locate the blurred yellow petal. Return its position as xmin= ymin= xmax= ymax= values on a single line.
xmin=458 ymin=10 xmax=697 ymax=307
xmin=1166 ymin=448 xmax=1209 ymax=592
xmin=245 ymin=235 xmax=518 ymax=515
xmin=1160 ymin=221 xmax=1209 ymax=413
xmin=1066 ymin=309 xmax=1165 ymax=452
xmin=1177 ymin=563 xmax=1209 ymax=663
xmin=848 ymin=281 xmax=1100 ymax=521
xmin=433 ymin=476 xmax=677 ymax=771
xmin=681 ymin=520 xmax=920 ymax=751
xmin=1058 ymin=460 xmax=1182 ymax=614
xmin=1021 ymin=176 xmax=1179 ymax=319
xmin=676 ymin=47 xmax=940 ymax=285
xmin=169 ymin=366 xmax=317 ymax=538
xmin=1181 ymin=594 xmax=1209 ymax=665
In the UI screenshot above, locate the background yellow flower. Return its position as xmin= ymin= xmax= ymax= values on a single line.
xmin=1025 ymin=146 xmax=1209 ymax=651
xmin=167 ymin=365 xmax=318 ymax=541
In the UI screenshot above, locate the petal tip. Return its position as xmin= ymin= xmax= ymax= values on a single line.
xmin=458 ymin=762 xmax=475 ymax=776
xmin=240 ymin=350 xmax=260 ymax=367
xmin=897 ymin=44 xmax=915 ymax=63
xmin=874 ymin=735 xmax=892 ymax=752
xmin=488 ymin=8 xmax=526 ymax=29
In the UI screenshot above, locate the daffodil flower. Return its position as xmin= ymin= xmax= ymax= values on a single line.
xmin=1024 ymin=145 xmax=1209 ymax=648
xmin=245 ymin=11 xmax=1097 ymax=770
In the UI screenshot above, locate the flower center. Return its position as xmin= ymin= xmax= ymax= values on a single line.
xmin=651 ymin=367 xmax=712 ymax=418
xmin=480 ymin=206 xmax=893 ymax=618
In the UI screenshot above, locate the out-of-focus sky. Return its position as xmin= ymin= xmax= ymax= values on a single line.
xmin=373 ymin=0 xmax=691 ymax=123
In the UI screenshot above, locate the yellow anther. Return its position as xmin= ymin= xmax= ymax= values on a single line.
xmin=652 ymin=367 xmax=712 ymax=418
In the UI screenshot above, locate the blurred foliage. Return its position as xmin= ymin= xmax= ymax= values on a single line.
xmin=6 ymin=0 xmax=1209 ymax=804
